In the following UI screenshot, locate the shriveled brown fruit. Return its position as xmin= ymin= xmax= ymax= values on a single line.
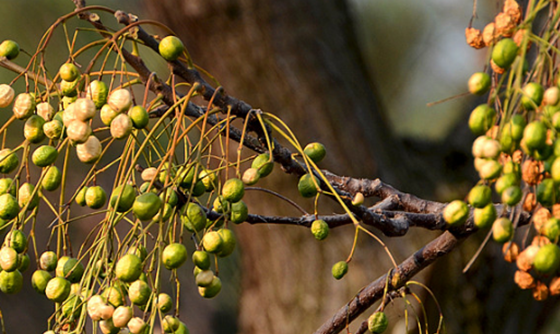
xmin=549 ymin=277 xmax=560 ymax=296
xmin=503 ymin=242 xmax=519 ymax=263
xmin=504 ymin=0 xmax=522 ymax=24
xmin=531 ymin=236 xmax=551 ymax=247
xmin=523 ymin=193 xmax=537 ymax=212
xmin=533 ymin=281 xmax=549 ymax=301
xmin=482 ymin=23 xmax=497 ymax=46
xmin=514 ymin=270 xmax=536 ymax=290
xmin=516 ymin=245 xmax=540 ymax=272
xmin=465 ymin=27 xmax=485 ymax=49
xmin=522 ymin=159 xmax=544 ymax=186
xmin=491 ymin=60 xmax=506 ymax=74
xmin=495 ymin=13 xmax=516 ymax=37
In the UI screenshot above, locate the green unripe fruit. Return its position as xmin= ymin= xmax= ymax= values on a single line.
xmin=24 ymin=115 xmax=46 ymax=143
xmin=198 ymin=276 xmax=222 ymax=298
xmin=199 ymin=169 xmax=217 ymax=191
xmin=31 ymin=269 xmax=51 ymax=294
xmin=159 ymin=36 xmax=184 ymax=61
xmin=32 ymin=145 xmax=58 ymax=167
xmin=182 ymin=202 xmax=207 ymax=232
xmin=42 ymin=166 xmax=62 ymax=191
xmin=195 ymin=270 xmax=214 ymax=287
xmin=310 ymin=219 xmax=329 ymax=240
xmin=230 ymin=200 xmax=248 ymax=224
xmin=501 ymin=186 xmax=522 ymax=206
xmin=59 ymin=63 xmax=80 ymax=82
xmin=5 ymin=230 xmax=26 ymax=253
xmin=192 ymin=250 xmax=211 ymax=270
xmin=202 ymin=231 xmax=223 ymax=254
xmin=162 ymin=316 xmax=180 ymax=333
xmin=115 ymin=254 xmax=143 ymax=282
xmin=468 ymin=72 xmax=491 ymax=95
xmin=533 ymin=244 xmax=560 ymax=275
xmin=132 ymin=192 xmax=162 ymax=221
xmin=467 ymin=185 xmax=492 ymax=208
xmin=0 ymin=149 xmax=19 ymax=174
xmin=0 ymin=178 xmax=15 ymax=196
xmin=0 ymin=40 xmax=20 ymax=60
xmin=59 ymin=257 xmax=84 ymax=283
xmin=222 ymin=178 xmax=245 ymax=202
xmin=298 ymin=173 xmax=320 ymax=198
xmin=86 ymin=80 xmax=109 ymax=109
xmin=157 ymin=293 xmax=173 ymax=313
xmin=162 ymin=243 xmax=188 ymax=269
xmin=45 ymin=276 xmax=71 ymax=302
xmin=332 ymin=261 xmax=348 ymax=280
xmin=443 ymin=200 xmax=469 ymax=227
xmin=0 ymin=270 xmax=22 ymax=294
xmin=128 ymin=105 xmax=149 ymax=129
xmin=492 ymin=217 xmax=513 ymax=243
xmin=473 ymin=203 xmax=496 ymax=229
xmin=469 ymin=104 xmax=496 ymax=136
xmin=17 ymin=253 xmax=29 ymax=272
xmin=217 ymin=228 xmax=236 ymax=257
xmin=524 ymin=121 xmax=548 ymax=150
xmin=43 ymin=119 xmax=63 ymax=139
xmin=0 ymin=194 xmax=18 ymax=220
xmin=251 ymin=153 xmax=274 ymax=177
xmin=100 ymin=104 xmax=119 ymax=126
xmin=495 ymin=173 xmax=519 ymax=195
xmin=75 ymin=186 xmax=88 ymax=206
xmin=128 ymin=280 xmax=151 ymax=305
xmin=60 ymin=79 xmax=79 ymax=97
xmin=85 ymin=186 xmax=107 ymax=209
xmin=491 ymin=38 xmax=518 ymax=69
xmin=521 ymin=83 xmax=544 ymax=110
xmin=39 ymin=251 xmax=58 ymax=271
xmin=110 ymin=184 xmax=136 ymax=212
xmin=18 ymin=182 xmax=39 ymax=210
xmin=368 ymin=311 xmax=388 ymax=333
xmin=304 ymin=142 xmax=327 ymax=163
xmin=537 ymin=178 xmax=557 ymax=207
xmin=543 ymin=218 xmax=560 ymax=241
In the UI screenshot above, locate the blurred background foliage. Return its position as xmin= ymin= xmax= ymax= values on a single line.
xmin=1 ymin=1 xmax=558 ymax=334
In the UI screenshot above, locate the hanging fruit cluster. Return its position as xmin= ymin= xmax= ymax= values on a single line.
xmin=445 ymin=0 xmax=560 ymax=301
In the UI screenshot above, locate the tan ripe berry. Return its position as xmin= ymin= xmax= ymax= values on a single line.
xmin=543 ymin=87 xmax=560 ymax=106
xmin=0 ymin=84 xmax=15 ymax=108
xmin=141 ymin=167 xmax=158 ymax=181
xmin=503 ymin=242 xmax=519 ymax=262
xmin=533 ymin=281 xmax=549 ymax=301
xmin=73 ymin=98 xmax=96 ymax=121
xmin=482 ymin=22 xmax=498 ymax=46
xmin=76 ymin=135 xmax=102 ymax=164
xmin=552 ymin=204 xmax=560 ymax=219
xmin=62 ymin=103 xmax=77 ymax=126
xmin=36 ymin=102 xmax=54 ymax=121
xmin=514 ymin=270 xmax=536 ymax=290
xmin=108 ymin=89 xmax=132 ymax=113
xmin=12 ymin=93 xmax=35 ymax=120
xmin=513 ymin=29 xmax=530 ymax=48
xmin=110 ymin=114 xmax=133 ymax=139
xmin=495 ymin=13 xmax=516 ymax=37
xmin=465 ymin=27 xmax=485 ymax=49
xmin=66 ymin=120 xmax=92 ymax=144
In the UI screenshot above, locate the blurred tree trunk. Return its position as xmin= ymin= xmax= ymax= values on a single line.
xmin=142 ymin=1 xmax=464 ymax=333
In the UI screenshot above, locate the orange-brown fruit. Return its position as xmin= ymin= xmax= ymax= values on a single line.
xmin=465 ymin=27 xmax=485 ymax=49
xmin=495 ymin=13 xmax=516 ymax=37
xmin=503 ymin=242 xmax=519 ymax=263
xmin=514 ymin=270 xmax=536 ymax=290
xmin=533 ymin=281 xmax=549 ymax=301
xmin=504 ymin=0 xmax=522 ymax=24
xmin=550 ymin=277 xmax=560 ymax=296
xmin=533 ymin=208 xmax=552 ymax=234
xmin=523 ymin=193 xmax=537 ymax=212
xmin=482 ymin=22 xmax=497 ymax=46
xmin=491 ymin=60 xmax=506 ymax=74
xmin=522 ymin=159 xmax=544 ymax=186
